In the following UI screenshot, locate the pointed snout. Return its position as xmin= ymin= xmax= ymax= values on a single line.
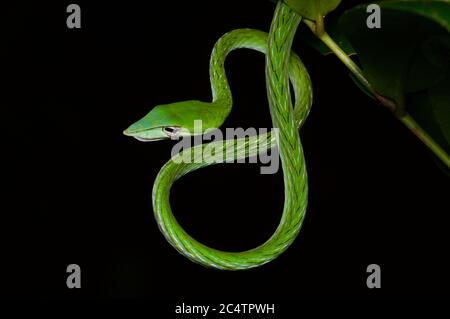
xmin=123 ymin=122 xmax=145 ymax=136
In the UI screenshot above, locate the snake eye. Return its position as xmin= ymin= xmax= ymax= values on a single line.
xmin=162 ymin=126 xmax=181 ymax=139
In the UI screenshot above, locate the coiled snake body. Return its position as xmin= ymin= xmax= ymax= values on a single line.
xmin=124 ymin=2 xmax=312 ymax=270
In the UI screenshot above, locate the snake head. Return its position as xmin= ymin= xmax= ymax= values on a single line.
xmin=123 ymin=100 xmax=224 ymax=142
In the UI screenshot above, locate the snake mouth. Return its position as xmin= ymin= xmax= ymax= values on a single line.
xmin=123 ymin=127 xmax=172 ymax=142
xmin=133 ymin=136 xmax=165 ymax=142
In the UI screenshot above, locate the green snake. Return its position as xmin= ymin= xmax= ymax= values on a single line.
xmin=124 ymin=1 xmax=312 ymax=270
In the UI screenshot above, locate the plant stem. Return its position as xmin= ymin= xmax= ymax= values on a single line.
xmin=400 ymin=114 xmax=450 ymax=167
xmin=304 ymin=19 xmax=450 ymax=168
xmin=304 ymin=20 xmax=396 ymax=112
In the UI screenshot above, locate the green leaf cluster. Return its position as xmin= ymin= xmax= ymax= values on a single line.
xmin=339 ymin=0 xmax=450 ymax=154
xmin=278 ymin=0 xmax=450 ymax=167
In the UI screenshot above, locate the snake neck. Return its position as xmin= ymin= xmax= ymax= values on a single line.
xmin=209 ymin=33 xmax=233 ymax=119
xmin=208 ymin=2 xmax=302 ymax=126
xmin=208 ymin=29 xmax=270 ymax=119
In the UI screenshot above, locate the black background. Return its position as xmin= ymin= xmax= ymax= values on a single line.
xmin=3 ymin=0 xmax=449 ymax=305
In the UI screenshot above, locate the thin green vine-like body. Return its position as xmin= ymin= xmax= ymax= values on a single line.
xmin=124 ymin=1 xmax=312 ymax=270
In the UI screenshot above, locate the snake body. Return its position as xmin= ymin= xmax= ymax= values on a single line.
xmin=125 ymin=1 xmax=312 ymax=270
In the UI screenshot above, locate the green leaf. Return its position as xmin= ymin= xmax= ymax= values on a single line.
xmin=406 ymin=78 xmax=450 ymax=173
xmin=340 ymin=1 xmax=450 ymax=104
xmin=407 ymin=89 xmax=450 ymax=154
xmin=428 ymin=75 xmax=450 ymax=146
xmin=339 ymin=0 xmax=450 ymax=167
xmin=284 ymin=0 xmax=342 ymax=21
xmin=297 ymin=14 xmax=356 ymax=55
